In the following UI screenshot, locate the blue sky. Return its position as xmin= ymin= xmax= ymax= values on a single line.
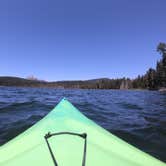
xmin=0 ymin=0 xmax=166 ymax=81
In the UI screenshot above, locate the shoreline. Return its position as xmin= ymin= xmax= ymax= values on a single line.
xmin=159 ymin=88 xmax=166 ymax=92
xmin=0 ymin=85 xmax=155 ymax=91
xmin=0 ymin=76 xmax=165 ymax=91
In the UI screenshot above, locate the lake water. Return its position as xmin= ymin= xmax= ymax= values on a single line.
xmin=0 ymin=87 xmax=166 ymax=162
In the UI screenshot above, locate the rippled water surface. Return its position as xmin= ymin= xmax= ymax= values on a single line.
xmin=0 ymin=87 xmax=166 ymax=162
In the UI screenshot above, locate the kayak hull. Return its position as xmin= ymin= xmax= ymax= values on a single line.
xmin=0 ymin=98 xmax=165 ymax=166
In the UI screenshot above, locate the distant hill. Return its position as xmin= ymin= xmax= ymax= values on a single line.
xmin=0 ymin=76 xmax=48 ymax=87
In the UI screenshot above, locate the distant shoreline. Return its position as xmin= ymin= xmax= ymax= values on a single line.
xmin=0 ymin=76 xmax=165 ymax=91
xmin=0 ymin=85 xmax=148 ymax=90
xmin=0 ymin=76 xmax=155 ymax=90
xmin=1 ymin=43 xmax=166 ymax=90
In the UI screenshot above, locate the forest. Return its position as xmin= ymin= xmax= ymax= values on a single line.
xmin=0 ymin=42 xmax=166 ymax=90
xmin=132 ymin=42 xmax=166 ymax=90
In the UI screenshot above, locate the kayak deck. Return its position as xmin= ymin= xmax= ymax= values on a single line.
xmin=0 ymin=98 xmax=165 ymax=166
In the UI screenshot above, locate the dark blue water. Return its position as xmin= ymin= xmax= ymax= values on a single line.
xmin=0 ymin=87 xmax=166 ymax=162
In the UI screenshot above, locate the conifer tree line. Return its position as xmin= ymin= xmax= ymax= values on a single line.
xmin=132 ymin=42 xmax=166 ymax=90
xmin=75 ymin=42 xmax=166 ymax=90
xmin=70 ymin=42 xmax=166 ymax=90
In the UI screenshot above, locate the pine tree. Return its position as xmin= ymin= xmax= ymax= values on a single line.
xmin=157 ymin=42 xmax=166 ymax=87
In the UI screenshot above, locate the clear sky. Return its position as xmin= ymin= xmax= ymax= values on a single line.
xmin=0 ymin=0 xmax=166 ymax=81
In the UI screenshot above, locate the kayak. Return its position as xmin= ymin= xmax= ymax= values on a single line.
xmin=0 ymin=98 xmax=165 ymax=166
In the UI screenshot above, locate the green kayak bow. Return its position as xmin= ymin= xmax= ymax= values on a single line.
xmin=0 ymin=98 xmax=165 ymax=166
